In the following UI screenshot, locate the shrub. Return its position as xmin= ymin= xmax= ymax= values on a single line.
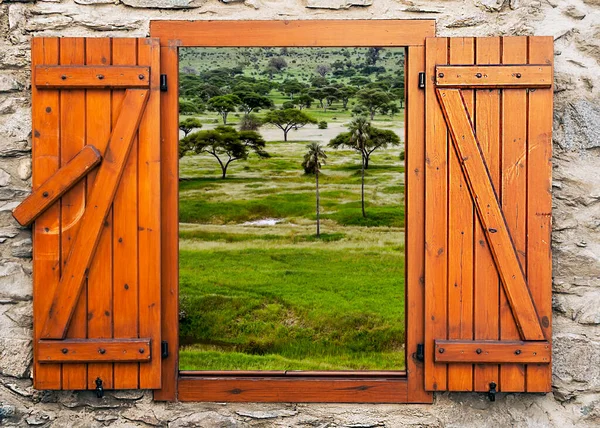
xmin=239 ymin=114 xmax=262 ymax=131
xmin=318 ymin=121 xmax=328 ymax=129
xmin=399 ymin=150 xmax=405 ymax=161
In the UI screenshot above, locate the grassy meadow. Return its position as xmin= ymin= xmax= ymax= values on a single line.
xmin=179 ymin=47 xmax=406 ymax=371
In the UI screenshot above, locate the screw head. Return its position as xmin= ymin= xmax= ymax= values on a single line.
xmin=42 ymin=191 xmax=49 ymax=197
xmin=139 ymin=74 xmax=145 ymax=80
xmin=97 ymin=74 xmax=104 ymax=80
xmin=139 ymin=348 xmax=145 ymax=354
xmin=515 ymin=349 xmax=522 ymax=355
xmin=61 ymin=75 xmax=67 ymax=80
xmin=438 ymin=72 xmax=445 ymax=78
xmin=438 ymin=348 xmax=445 ymax=354
xmin=516 ymin=73 xmax=522 ymax=78
xmin=476 ymin=73 xmax=483 ymax=78
xmin=98 ymin=348 xmax=106 ymax=355
xmin=61 ymin=348 xmax=68 ymax=354
xmin=476 ymin=348 xmax=483 ymax=354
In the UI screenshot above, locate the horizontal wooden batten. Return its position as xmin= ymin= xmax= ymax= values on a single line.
xmin=35 ymin=66 xmax=150 ymax=88
xmin=150 ymin=20 xmax=435 ymax=47
xmin=38 ymin=339 xmax=152 ymax=363
xmin=13 ymin=145 xmax=101 ymax=226
xmin=179 ymin=370 xmax=407 ymax=378
xmin=435 ymin=65 xmax=552 ymax=88
xmin=178 ymin=376 xmax=410 ymax=403
xmin=434 ymin=340 xmax=551 ymax=364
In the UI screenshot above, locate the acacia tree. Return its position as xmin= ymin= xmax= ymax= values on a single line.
xmin=315 ymin=64 xmax=331 ymax=77
xmin=262 ymin=108 xmax=317 ymax=141
xmin=302 ymin=143 xmax=327 ymax=238
xmin=329 ymin=119 xmax=401 ymax=217
xmin=179 ymin=118 xmax=202 ymax=137
xmin=180 ymin=125 xmax=269 ymax=178
xmin=234 ymin=91 xmax=273 ymax=116
xmin=356 ymin=88 xmax=391 ymax=120
xmin=281 ymin=79 xmax=305 ymax=100
xmin=207 ymin=94 xmax=241 ymax=124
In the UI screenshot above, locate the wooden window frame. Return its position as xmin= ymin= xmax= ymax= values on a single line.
xmin=150 ymin=19 xmax=435 ymax=403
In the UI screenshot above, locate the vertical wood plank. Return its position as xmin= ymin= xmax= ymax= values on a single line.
xmin=405 ymin=45 xmax=432 ymax=403
xmin=138 ymin=38 xmax=162 ymax=390
xmin=500 ymin=36 xmax=528 ymax=392
xmin=32 ymin=37 xmax=62 ymax=390
xmin=59 ymin=37 xmax=87 ymax=390
xmin=154 ymin=44 xmax=179 ymax=401
xmin=473 ymin=37 xmax=501 ymax=392
xmin=526 ymin=36 xmax=553 ymax=392
xmin=447 ymin=38 xmax=475 ymax=391
xmin=112 ymin=38 xmax=140 ymax=389
xmin=424 ymin=37 xmax=448 ymax=392
xmin=85 ymin=37 xmax=114 ymax=390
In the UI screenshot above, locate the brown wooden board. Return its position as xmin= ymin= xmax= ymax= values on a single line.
xmin=38 ymin=339 xmax=152 ymax=363
xmin=32 ymin=37 xmax=62 ymax=390
xmin=424 ymin=37 xmax=553 ymax=393
xmin=13 ymin=146 xmax=101 ymax=227
xmin=35 ymin=66 xmax=150 ymax=88
xmin=434 ymin=341 xmax=550 ymax=364
xmin=435 ymin=65 xmax=552 ymax=88
xmin=31 ymin=37 xmax=161 ymax=391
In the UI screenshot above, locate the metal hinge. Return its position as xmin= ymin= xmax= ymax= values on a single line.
xmin=160 ymin=74 xmax=168 ymax=92
xmin=161 ymin=340 xmax=169 ymax=359
xmin=418 ymin=72 xmax=426 ymax=89
xmin=415 ymin=343 xmax=425 ymax=362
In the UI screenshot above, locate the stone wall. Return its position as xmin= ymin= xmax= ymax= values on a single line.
xmin=0 ymin=0 xmax=599 ymax=426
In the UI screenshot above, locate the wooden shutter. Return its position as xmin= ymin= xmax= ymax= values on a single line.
xmin=16 ymin=38 xmax=161 ymax=390
xmin=424 ymin=37 xmax=553 ymax=393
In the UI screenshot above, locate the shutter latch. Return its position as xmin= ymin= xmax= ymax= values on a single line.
xmin=95 ymin=377 xmax=104 ymax=399
xmin=488 ymin=382 xmax=497 ymax=402
xmin=161 ymin=341 xmax=169 ymax=359
xmin=418 ymin=72 xmax=425 ymax=89
xmin=160 ymin=74 xmax=168 ymax=92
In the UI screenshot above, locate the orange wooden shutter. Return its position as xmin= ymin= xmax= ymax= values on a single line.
xmin=424 ymin=36 xmax=553 ymax=393
xmin=22 ymin=37 xmax=161 ymax=391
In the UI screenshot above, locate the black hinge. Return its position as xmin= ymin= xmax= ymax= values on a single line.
xmin=161 ymin=340 xmax=169 ymax=359
xmin=418 ymin=72 xmax=426 ymax=89
xmin=160 ymin=74 xmax=168 ymax=92
xmin=415 ymin=343 xmax=425 ymax=362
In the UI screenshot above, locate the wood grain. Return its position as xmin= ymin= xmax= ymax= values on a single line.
xmin=112 ymin=39 xmax=141 ymax=389
xmin=424 ymin=37 xmax=449 ymax=392
xmin=13 ymin=146 xmax=101 ymax=227
xmin=59 ymin=37 xmax=88 ymax=391
xmin=150 ymin=20 xmax=435 ymax=47
xmin=436 ymin=88 xmax=544 ymax=342
xmin=85 ymin=37 xmax=115 ymax=390
xmin=40 ymin=88 xmax=149 ymax=340
xmin=525 ymin=36 xmax=553 ymax=393
xmin=435 ymin=65 xmax=552 ymax=88
xmin=35 ymin=66 xmax=150 ymax=88
xmin=434 ymin=341 xmax=550 ymax=364
xmin=447 ymin=38 xmax=475 ymax=392
xmin=38 ymin=339 xmax=152 ymax=363
xmin=499 ymin=36 xmax=528 ymax=392
xmin=138 ymin=38 xmax=162 ymax=390
xmin=179 ymin=377 xmax=409 ymax=403
xmin=473 ymin=37 xmax=501 ymax=392
xmin=32 ymin=37 xmax=62 ymax=390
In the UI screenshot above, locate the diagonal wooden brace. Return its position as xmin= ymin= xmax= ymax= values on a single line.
xmin=436 ymin=88 xmax=545 ymax=341
xmin=13 ymin=146 xmax=102 ymax=227
xmin=41 ymin=89 xmax=149 ymax=340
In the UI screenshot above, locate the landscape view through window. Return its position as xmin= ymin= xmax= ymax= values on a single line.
xmin=178 ymin=47 xmax=407 ymax=371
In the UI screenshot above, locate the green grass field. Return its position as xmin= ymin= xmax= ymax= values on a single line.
xmin=179 ymin=47 xmax=406 ymax=371
xmin=179 ymin=139 xmax=406 ymax=371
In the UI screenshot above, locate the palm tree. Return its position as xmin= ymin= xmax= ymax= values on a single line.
xmin=302 ymin=143 xmax=327 ymax=237
xmin=348 ymin=117 xmax=370 ymax=218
